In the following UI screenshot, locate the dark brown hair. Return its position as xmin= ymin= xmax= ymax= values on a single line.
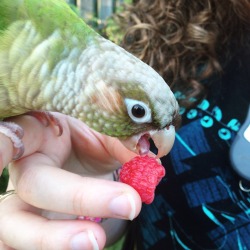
xmin=112 ymin=0 xmax=250 ymax=107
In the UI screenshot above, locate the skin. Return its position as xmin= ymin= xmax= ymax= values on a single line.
xmin=0 ymin=114 xmax=142 ymax=250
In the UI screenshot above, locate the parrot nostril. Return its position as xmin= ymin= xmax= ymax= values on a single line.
xmin=172 ymin=111 xmax=182 ymax=129
xmin=166 ymin=111 xmax=181 ymax=130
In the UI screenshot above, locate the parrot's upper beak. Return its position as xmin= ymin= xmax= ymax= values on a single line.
xmin=121 ymin=125 xmax=176 ymax=158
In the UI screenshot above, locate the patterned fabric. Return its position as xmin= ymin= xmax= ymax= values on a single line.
xmin=127 ymin=49 xmax=250 ymax=250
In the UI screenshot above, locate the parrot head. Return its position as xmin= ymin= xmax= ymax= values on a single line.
xmin=78 ymin=37 xmax=180 ymax=158
xmin=0 ymin=0 xmax=179 ymax=158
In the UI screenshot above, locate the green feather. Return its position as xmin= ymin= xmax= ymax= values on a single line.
xmin=0 ymin=0 xmax=178 ymax=140
xmin=0 ymin=0 xmax=95 ymax=72
xmin=0 ymin=0 xmax=95 ymax=40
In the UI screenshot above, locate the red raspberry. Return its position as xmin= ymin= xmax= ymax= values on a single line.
xmin=120 ymin=155 xmax=165 ymax=204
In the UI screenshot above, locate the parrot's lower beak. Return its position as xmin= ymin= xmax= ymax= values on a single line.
xmin=121 ymin=125 xmax=176 ymax=158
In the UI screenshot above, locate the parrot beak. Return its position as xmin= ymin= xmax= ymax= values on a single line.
xmin=121 ymin=125 xmax=176 ymax=158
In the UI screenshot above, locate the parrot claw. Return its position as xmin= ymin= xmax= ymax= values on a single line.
xmin=0 ymin=121 xmax=24 ymax=160
xmin=26 ymin=111 xmax=63 ymax=136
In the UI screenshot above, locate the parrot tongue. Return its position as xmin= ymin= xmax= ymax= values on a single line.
xmin=121 ymin=125 xmax=176 ymax=158
xmin=136 ymin=134 xmax=151 ymax=156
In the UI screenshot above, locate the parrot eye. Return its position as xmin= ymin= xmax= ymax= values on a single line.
xmin=125 ymin=98 xmax=152 ymax=124
xmin=132 ymin=104 xmax=146 ymax=118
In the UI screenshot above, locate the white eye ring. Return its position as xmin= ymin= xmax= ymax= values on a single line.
xmin=125 ymin=98 xmax=152 ymax=124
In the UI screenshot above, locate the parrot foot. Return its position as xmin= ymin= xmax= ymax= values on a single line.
xmin=0 ymin=121 xmax=24 ymax=160
xmin=26 ymin=111 xmax=63 ymax=136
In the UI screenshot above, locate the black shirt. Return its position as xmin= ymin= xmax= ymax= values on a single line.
xmin=127 ymin=47 xmax=250 ymax=250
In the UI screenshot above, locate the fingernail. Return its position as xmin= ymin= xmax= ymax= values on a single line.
xmin=109 ymin=193 xmax=136 ymax=220
xmin=70 ymin=230 xmax=99 ymax=250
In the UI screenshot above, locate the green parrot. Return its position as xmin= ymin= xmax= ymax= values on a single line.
xmin=0 ymin=0 xmax=179 ymax=159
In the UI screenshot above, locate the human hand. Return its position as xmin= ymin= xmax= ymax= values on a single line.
xmin=0 ymin=113 xmax=142 ymax=250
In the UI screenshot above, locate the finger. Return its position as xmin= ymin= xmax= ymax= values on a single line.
xmin=1 ymin=114 xmax=62 ymax=174
xmin=10 ymin=156 xmax=142 ymax=220
xmin=0 ymin=115 xmax=46 ymax=173
xmin=67 ymin=117 xmax=136 ymax=167
xmin=5 ymin=114 xmax=70 ymax=163
xmin=104 ymin=136 xmax=137 ymax=164
xmin=0 ymin=241 xmax=14 ymax=250
xmin=0 ymin=196 xmax=105 ymax=250
xmin=67 ymin=118 xmax=124 ymax=172
xmin=9 ymin=115 xmax=55 ymax=157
